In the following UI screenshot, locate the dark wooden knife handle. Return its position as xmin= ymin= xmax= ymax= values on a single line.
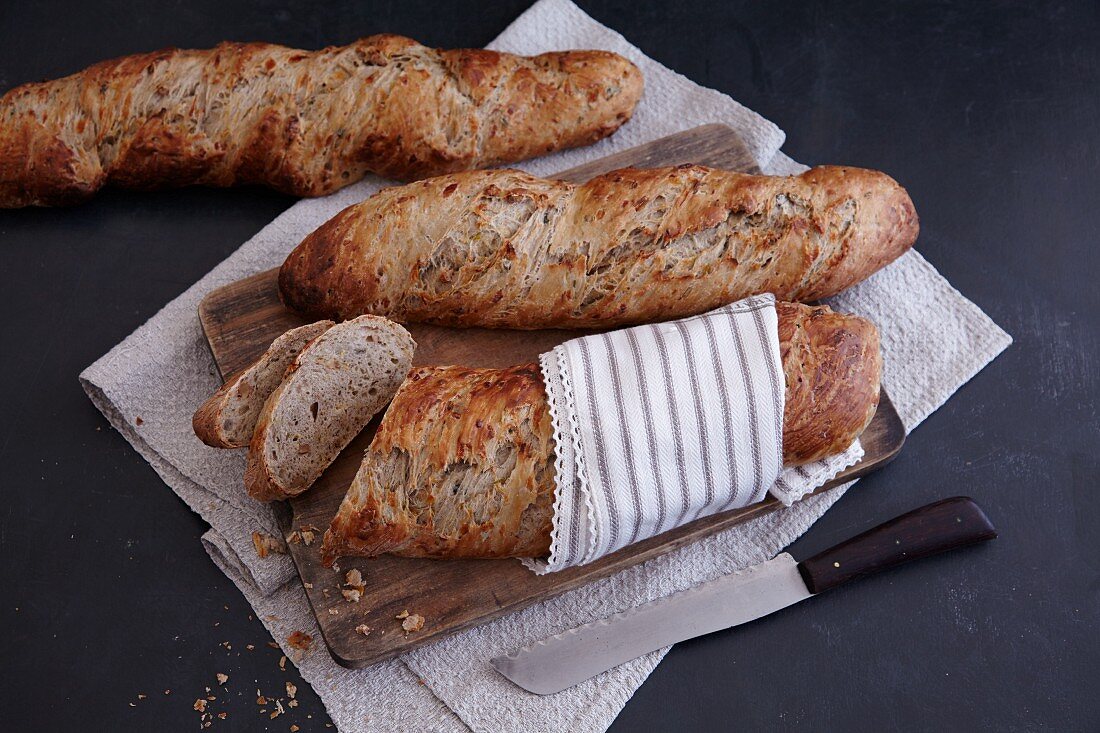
xmin=796 ymin=497 xmax=997 ymax=595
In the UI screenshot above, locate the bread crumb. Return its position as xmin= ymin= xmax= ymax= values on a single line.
xmin=135 ymin=416 xmax=144 ymax=426
xmin=345 ymin=569 xmax=363 ymax=587
xmin=193 ymin=699 xmax=207 ymax=712
xmin=355 ymin=624 xmax=372 ymax=637
xmin=402 ymin=614 xmax=425 ymax=633
xmin=303 ymin=582 xmax=313 ymax=589
xmin=288 ymin=699 xmax=299 ymax=708
xmin=287 ymin=631 xmax=313 ymax=651
xmin=327 ymin=608 xmax=339 ymax=616
xmin=286 ymin=531 xmax=302 ymax=545
xmin=216 ymin=673 xmax=228 ymax=685
xmin=279 ymin=655 xmax=287 ymax=670
xmin=256 ymin=693 xmax=267 ymax=705
xmin=270 ymin=699 xmax=286 ymax=719
xmin=246 ymin=644 xmax=255 ymax=651
xmin=217 ymin=712 xmax=227 ymax=720
xmin=341 ymin=589 xmax=361 ymax=603
xmin=396 ymin=610 xmax=409 ymax=619
xmin=137 ymin=694 xmax=146 ymax=700
xmin=252 ymin=531 xmax=286 ymax=558
xmin=290 ymin=726 xmax=300 ymax=732
xmin=301 ymin=530 xmax=316 ymax=546
xmin=286 ymin=682 xmax=297 ymax=699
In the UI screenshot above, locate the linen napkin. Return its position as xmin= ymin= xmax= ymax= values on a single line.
xmin=79 ymin=1 xmax=1012 ymax=731
xmin=534 ymin=294 xmax=862 ymax=572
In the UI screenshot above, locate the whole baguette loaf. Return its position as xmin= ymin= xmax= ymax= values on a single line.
xmin=321 ymin=301 xmax=881 ymax=563
xmin=193 ymin=320 xmax=333 ymax=448
xmin=246 ymin=315 xmax=415 ymax=502
xmin=0 ymin=35 xmax=642 ymax=207
xmin=280 ymin=165 xmax=917 ymax=329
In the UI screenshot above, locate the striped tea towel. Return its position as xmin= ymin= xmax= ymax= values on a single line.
xmin=532 ymin=294 xmax=864 ymax=573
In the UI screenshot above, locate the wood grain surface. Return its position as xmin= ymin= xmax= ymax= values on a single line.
xmin=197 ymin=124 xmax=905 ymax=668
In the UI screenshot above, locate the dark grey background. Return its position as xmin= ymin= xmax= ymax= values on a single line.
xmin=1 ymin=1 xmax=1096 ymax=731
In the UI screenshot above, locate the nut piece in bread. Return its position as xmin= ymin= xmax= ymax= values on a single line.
xmin=321 ymin=302 xmax=881 ymax=563
xmin=245 ymin=315 xmax=415 ymax=502
xmin=280 ymin=165 xmax=917 ymax=329
xmin=192 ymin=321 xmax=333 ymax=448
xmin=0 ymin=35 xmax=642 ymax=207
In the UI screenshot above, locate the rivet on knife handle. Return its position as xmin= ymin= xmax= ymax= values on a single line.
xmin=796 ymin=496 xmax=998 ymax=595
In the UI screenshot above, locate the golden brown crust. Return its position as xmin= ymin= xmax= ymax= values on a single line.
xmin=192 ymin=388 xmax=237 ymax=449
xmin=0 ymin=35 xmax=642 ymax=207
xmin=280 ymin=165 xmax=917 ymax=327
xmin=322 ymin=364 xmax=555 ymax=563
xmin=776 ymin=301 xmax=881 ymax=464
xmin=321 ymin=302 xmax=881 ymax=563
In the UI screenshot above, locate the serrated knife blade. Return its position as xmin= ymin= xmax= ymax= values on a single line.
xmin=491 ymin=553 xmax=810 ymax=695
xmin=491 ymin=497 xmax=998 ymax=696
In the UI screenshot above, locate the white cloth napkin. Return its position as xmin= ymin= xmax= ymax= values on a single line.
xmin=79 ymin=1 xmax=1012 ymax=730
xmin=534 ymin=294 xmax=862 ymax=572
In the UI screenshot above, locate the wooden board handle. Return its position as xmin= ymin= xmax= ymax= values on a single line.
xmin=797 ymin=497 xmax=997 ymax=595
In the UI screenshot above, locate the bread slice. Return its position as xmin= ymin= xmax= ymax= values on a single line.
xmin=192 ymin=321 xmax=334 ymax=448
xmin=244 ymin=315 xmax=416 ymax=502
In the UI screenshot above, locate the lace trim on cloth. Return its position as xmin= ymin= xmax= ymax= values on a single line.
xmin=770 ymin=440 xmax=864 ymax=507
xmin=525 ymin=348 xmax=598 ymax=573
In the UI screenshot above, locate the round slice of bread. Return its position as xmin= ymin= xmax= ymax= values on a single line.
xmin=245 ymin=315 xmax=416 ymax=502
xmin=192 ymin=320 xmax=334 ymax=448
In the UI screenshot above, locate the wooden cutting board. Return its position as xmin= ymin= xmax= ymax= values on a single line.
xmin=198 ymin=124 xmax=906 ymax=668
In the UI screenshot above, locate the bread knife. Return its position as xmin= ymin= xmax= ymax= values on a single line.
xmin=491 ymin=496 xmax=996 ymax=695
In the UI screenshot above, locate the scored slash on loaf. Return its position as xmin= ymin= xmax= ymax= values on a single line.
xmin=279 ymin=164 xmax=918 ymax=328
xmin=0 ymin=35 xmax=642 ymax=207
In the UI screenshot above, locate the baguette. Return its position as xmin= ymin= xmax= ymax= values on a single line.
xmin=0 ymin=35 xmax=642 ymax=207
xmin=192 ymin=320 xmax=333 ymax=448
xmin=245 ymin=315 xmax=415 ymax=502
xmin=280 ymin=165 xmax=917 ymax=329
xmin=321 ymin=301 xmax=881 ymax=563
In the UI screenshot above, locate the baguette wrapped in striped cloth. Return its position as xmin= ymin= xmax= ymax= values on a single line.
xmin=321 ymin=301 xmax=881 ymax=564
xmin=0 ymin=35 xmax=642 ymax=207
